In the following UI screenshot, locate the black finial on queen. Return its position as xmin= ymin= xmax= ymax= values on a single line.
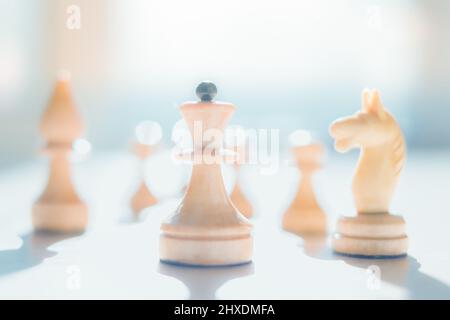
xmin=196 ymin=81 xmax=217 ymax=102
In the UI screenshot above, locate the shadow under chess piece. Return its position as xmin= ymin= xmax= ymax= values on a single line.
xmin=32 ymin=74 xmax=88 ymax=233
xmin=342 ymin=255 xmax=450 ymax=299
xmin=283 ymin=143 xmax=327 ymax=236
xmin=130 ymin=143 xmax=158 ymax=216
xmin=159 ymin=82 xmax=253 ymax=266
xmin=329 ymin=89 xmax=408 ymax=257
xmin=0 ymin=231 xmax=79 ymax=278
xmin=301 ymin=239 xmax=450 ymax=299
xmin=158 ymin=262 xmax=254 ymax=299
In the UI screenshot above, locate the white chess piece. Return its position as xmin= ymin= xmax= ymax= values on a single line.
xmin=229 ymin=142 xmax=253 ymax=219
xmin=230 ymin=164 xmax=253 ymax=219
xmin=329 ymin=89 xmax=408 ymax=257
xmin=159 ymin=82 xmax=253 ymax=266
xmin=283 ymin=141 xmax=327 ymax=236
xmin=130 ymin=143 xmax=158 ymax=215
xmin=225 ymin=126 xmax=253 ymax=218
xmin=32 ymin=74 xmax=88 ymax=233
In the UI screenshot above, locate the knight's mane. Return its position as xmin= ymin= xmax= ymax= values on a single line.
xmin=391 ymin=124 xmax=406 ymax=177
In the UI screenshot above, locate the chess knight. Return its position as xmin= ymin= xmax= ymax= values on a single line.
xmin=329 ymin=89 xmax=408 ymax=257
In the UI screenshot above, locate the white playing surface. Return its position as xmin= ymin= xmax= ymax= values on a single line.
xmin=0 ymin=149 xmax=449 ymax=299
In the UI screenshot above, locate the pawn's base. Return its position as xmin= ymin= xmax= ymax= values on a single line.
xmin=32 ymin=201 xmax=88 ymax=233
xmin=282 ymin=210 xmax=327 ymax=236
xmin=159 ymin=234 xmax=252 ymax=267
xmin=131 ymin=183 xmax=158 ymax=215
xmin=332 ymin=213 xmax=408 ymax=257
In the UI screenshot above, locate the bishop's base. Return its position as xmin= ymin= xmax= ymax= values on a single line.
xmin=159 ymin=234 xmax=253 ymax=267
xmin=32 ymin=201 xmax=88 ymax=233
xmin=332 ymin=213 xmax=408 ymax=257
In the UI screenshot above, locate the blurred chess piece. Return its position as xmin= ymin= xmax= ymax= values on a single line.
xmin=283 ymin=130 xmax=327 ymax=236
xmin=160 ymin=82 xmax=253 ymax=266
xmin=329 ymin=89 xmax=408 ymax=257
xmin=32 ymin=72 xmax=88 ymax=233
xmin=230 ymin=164 xmax=253 ymax=218
xmin=226 ymin=126 xmax=253 ymax=218
xmin=130 ymin=120 xmax=162 ymax=215
xmin=130 ymin=143 xmax=158 ymax=215
xmin=171 ymin=119 xmax=192 ymax=196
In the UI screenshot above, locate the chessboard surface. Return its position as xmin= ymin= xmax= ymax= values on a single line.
xmin=0 ymin=150 xmax=449 ymax=299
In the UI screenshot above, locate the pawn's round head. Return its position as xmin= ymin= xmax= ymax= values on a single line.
xmin=196 ymin=81 xmax=217 ymax=102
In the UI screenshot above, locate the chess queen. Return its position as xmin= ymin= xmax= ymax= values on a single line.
xmin=159 ymin=82 xmax=253 ymax=266
xmin=329 ymin=89 xmax=408 ymax=257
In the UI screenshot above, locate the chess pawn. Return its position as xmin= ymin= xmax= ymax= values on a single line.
xmin=282 ymin=143 xmax=327 ymax=236
xmin=32 ymin=75 xmax=88 ymax=233
xmin=160 ymin=82 xmax=253 ymax=266
xmin=230 ymin=145 xmax=253 ymax=218
xmin=130 ymin=143 xmax=158 ymax=215
xmin=171 ymin=149 xmax=190 ymax=196
xmin=329 ymin=89 xmax=408 ymax=257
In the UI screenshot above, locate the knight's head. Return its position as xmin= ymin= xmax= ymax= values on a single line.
xmin=329 ymin=89 xmax=397 ymax=152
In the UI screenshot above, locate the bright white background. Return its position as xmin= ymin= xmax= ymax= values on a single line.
xmin=0 ymin=0 xmax=449 ymax=167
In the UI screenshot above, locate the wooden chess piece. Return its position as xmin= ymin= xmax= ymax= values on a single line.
xmin=171 ymin=119 xmax=191 ymax=196
xmin=160 ymin=82 xmax=253 ymax=266
xmin=32 ymin=74 xmax=88 ymax=233
xmin=282 ymin=142 xmax=327 ymax=236
xmin=130 ymin=143 xmax=158 ymax=215
xmin=329 ymin=89 xmax=408 ymax=257
xmin=230 ymin=145 xmax=253 ymax=218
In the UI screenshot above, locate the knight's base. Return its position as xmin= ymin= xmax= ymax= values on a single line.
xmin=332 ymin=213 xmax=408 ymax=257
xmin=333 ymin=250 xmax=407 ymax=260
xmin=32 ymin=201 xmax=88 ymax=233
xmin=159 ymin=234 xmax=253 ymax=267
xmin=333 ymin=234 xmax=408 ymax=257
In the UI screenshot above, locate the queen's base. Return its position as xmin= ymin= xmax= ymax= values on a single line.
xmin=159 ymin=233 xmax=252 ymax=267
